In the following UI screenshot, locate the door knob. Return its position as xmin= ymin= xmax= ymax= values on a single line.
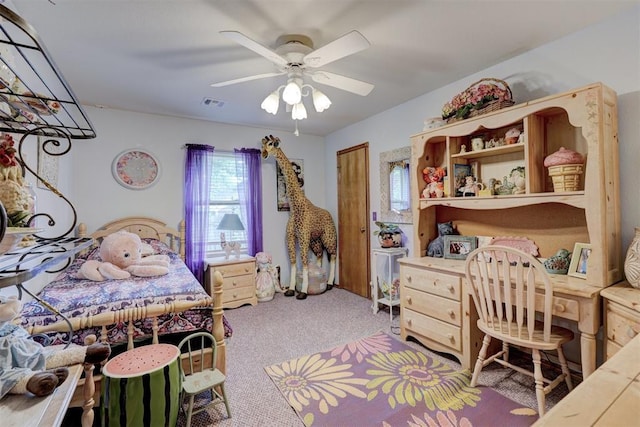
xmin=360 ymin=227 xmax=366 ymax=232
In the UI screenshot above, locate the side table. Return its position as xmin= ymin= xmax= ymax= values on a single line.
xmin=206 ymin=255 xmax=257 ymax=309
xmin=371 ymin=247 xmax=408 ymax=322
xmin=601 ymin=280 xmax=640 ymax=360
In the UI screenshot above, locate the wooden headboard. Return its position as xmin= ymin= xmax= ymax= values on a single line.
xmin=77 ymin=216 xmax=186 ymax=259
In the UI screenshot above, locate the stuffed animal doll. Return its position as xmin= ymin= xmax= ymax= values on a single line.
xmin=426 ymin=221 xmax=459 ymax=258
xmin=422 ymin=166 xmax=446 ymax=199
xmin=255 ymin=252 xmax=282 ymax=302
xmin=76 ymin=230 xmax=170 ymax=281
xmin=0 ymin=295 xmax=111 ymax=399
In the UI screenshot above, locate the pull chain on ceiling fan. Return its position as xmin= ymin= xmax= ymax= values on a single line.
xmin=211 ymin=30 xmax=374 ymax=122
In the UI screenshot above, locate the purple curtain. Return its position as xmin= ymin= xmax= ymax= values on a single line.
xmin=234 ymin=148 xmax=263 ymax=255
xmin=184 ymin=144 xmax=214 ymax=285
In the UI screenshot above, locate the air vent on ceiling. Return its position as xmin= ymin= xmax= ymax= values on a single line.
xmin=201 ymin=97 xmax=225 ymax=107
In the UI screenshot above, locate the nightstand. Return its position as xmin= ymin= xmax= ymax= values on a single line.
xmin=601 ymin=280 xmax=640 ymax=360
xmin=206 ymin=255 xmax=257 ymax=309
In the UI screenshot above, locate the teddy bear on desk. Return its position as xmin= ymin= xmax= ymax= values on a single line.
xmin=0 ymin=295 xmax=110 ymax=399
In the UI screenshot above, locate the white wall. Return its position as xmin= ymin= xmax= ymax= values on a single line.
xmin=66 ymin=108 xmax=325 ymax=288
xmin=325 ymin=5 xmax=640 ymax=259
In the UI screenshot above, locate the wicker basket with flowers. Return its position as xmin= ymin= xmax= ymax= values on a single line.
xmin=442 ymin=78 xmax=514 ymax=123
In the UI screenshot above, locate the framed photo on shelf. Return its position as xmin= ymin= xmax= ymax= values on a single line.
xmin=276 ymin=158 xmax=304 ymax=211
xmin=568 ymin=242 xmax=592 ymax=279
xmin=453 ymin=163 xmax=472 ymax=197
xmin=444 ymin=235 xmax=477 ymax=260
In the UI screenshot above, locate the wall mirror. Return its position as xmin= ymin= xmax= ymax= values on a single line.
xmin=379 ymin=146 xmax=412 ymax=224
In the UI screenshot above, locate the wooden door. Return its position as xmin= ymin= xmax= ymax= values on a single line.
xmin=337 ymin=143 xmax=370 ymax=297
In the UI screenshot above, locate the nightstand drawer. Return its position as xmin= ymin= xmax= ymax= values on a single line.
xmin=402 ymin=267 xmax=461 ymax=300
xmin=403 ymin=308 xmax=462 ymax=352
xmin=606 ymin=303 xmax=640 ymax=348
xmin=403 ymin=288 xmax=460 ymax=326
xmin=222 ymin=282 xmax=256 ymax=304
xmin=222 ymin=273 xmax=255 ymax=292
xmin=215 ymin=261 xmax=255 ymax=277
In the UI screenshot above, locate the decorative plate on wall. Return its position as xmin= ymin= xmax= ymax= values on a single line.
xmin=112 ymin=149 xmax=160 ymax=190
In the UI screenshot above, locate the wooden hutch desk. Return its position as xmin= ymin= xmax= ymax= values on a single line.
xmin=399 ymin=256 xmax=602 ymax=377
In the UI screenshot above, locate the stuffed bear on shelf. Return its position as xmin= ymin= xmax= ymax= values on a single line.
xmin=0 ymin=295 xmax=111 ymax=399
xmin=76 ymin=230 xmax=170 ymax=281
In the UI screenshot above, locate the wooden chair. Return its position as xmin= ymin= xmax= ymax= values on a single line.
xmin=464 ymin=245 xmax=574 ymax=416
xmin=177 ymin=332 xmax=231 ymax=426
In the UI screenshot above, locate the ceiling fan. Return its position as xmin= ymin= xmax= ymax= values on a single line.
xmin=211 ymin=30 xmax=375 ymax=98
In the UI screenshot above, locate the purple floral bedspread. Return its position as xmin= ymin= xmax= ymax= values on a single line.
xmin=19 ymin=239 xmax=232 ymax=346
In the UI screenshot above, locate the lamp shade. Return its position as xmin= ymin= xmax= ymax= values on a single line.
xmin=261 ymin=90 xmax=280 ymax=115
xmin=291 ymin=102 xmax=307 ymax=120
xmin=217 ymin=213 xmax=245 ymax=231
xmin=282 ymin=80 xmax=302 ymax=105
xmin=312 ymin=88 xmax=331 ymax=112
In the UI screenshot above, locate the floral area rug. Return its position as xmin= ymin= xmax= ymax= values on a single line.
xmin=265 ymin=331 xmax=537 ymax=426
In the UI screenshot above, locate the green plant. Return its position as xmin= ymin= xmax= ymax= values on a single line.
xmin=373 ymin=221 xmax=401 ymax=236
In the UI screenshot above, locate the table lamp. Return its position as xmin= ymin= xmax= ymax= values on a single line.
xmin=217 ymin=213 xmax=244 ymax=259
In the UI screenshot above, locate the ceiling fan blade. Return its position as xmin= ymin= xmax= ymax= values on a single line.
xmin=310 ymin=71 xmax=374 ymax=96
xmin=220 ymin=30 xmax=289 ymax=67
xmin=211 ymin=71 xmax=285 ymax=87
xmin=303 ymin=30 xmax=370 ymax=68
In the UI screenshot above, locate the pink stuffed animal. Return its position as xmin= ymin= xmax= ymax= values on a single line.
xmin=76 ymin=230 xmax=170 ymax=281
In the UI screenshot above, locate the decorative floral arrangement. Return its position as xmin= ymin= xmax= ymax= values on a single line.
xmin=0 ymin=132 xmax=34 ymax=227
xmin=442 ymin=78 xmax=512 ymax=121
xmin=0 ymin=133 xmax=17 ymax=168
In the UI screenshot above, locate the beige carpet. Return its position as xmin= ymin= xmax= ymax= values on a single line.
xmin=63 ymin=286 xmax=576 ymax=426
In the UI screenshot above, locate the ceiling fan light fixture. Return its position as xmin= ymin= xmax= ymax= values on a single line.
xmin=312 ymin=88 xmax=331 ymax=112
xmin=261 ymin=89 xmax=280 ymax=115
xmin=291 ymin=102 xmax=307 ymax=120
xmin=282 ymin=79 xmax=302 ymax=105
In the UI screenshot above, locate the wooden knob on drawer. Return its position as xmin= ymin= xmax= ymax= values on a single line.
xmin=447 ymin=309 xmax=455 ymax=318
xmin=447 ymin=334 xmax=455 ymax=342
xmin=232 ymin=281 xmax=238 ymax=287
xmin=447 ymin=284 xmax=454 ymax=292
xmin=405 ymin=296 xmax=412 ymax=304
xmin=554 ymin=304 xmax=566 ymax=312
xmin=407 ymin=319 xmax=412 ymax=327
xmin=627 ymin=326 xmax=638 ymax=338
xmin=405 ymin=274 xmax=412 ymax=283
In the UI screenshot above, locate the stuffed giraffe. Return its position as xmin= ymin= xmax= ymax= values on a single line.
xmin=261 ymin=135 xmax=337 ymax=300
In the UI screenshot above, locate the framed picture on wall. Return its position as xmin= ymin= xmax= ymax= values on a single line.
xmin=276 ymin=158 xmax=304 ymax=211
xmin=112 ymin=148 xmax=161 ymax=190
xmin=568 ymin=242 xmax=592 ymax=279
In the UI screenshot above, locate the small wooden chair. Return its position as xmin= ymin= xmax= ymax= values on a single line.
xmin=177 ymin=332 xmax=231 ymax=426
xmin=464 ymin=245 xmax=574 ymax=417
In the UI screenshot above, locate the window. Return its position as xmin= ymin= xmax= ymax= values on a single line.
xmin=207 ymin=151 xmax=247 ymax=256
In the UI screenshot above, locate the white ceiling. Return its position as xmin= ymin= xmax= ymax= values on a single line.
xmin=9 ymin=0 xmax=638 ymax=136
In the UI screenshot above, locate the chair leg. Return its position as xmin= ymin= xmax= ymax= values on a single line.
xmin=532 ymin=349 xmax=546 ymax=417
xmin=185 ymin=394 xmax=195 ymax=427
xmin=557 ymin=346 xmax=574 ymax=391
xmin=220 ymin=383 xmax=232 ymax=418
xmin=502 ymin=342 xmax=510 ymax=363
xmin=471 ymin=335 xmax=491 ymax=387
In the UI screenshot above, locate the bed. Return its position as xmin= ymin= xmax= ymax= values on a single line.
xmin=17 ymin=217 xmax=229 ymax=423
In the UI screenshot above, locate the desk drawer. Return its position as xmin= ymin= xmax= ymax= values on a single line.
xmin=215 ymin=261 xmax=255 ymax=278
xmin=403 ymin=308 xmax=462 ymax=352
xmin=606 ymin=302 xmax=640 ymax=348
xmin=402 ymin=267 xmax=461 ymax=300
xmin=403 ymin=288 xmax=461 ymax=326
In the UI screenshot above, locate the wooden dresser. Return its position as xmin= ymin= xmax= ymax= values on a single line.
xmin=206 ymin=255 xmax=257 ymax=309
xmin=601 ymin=280 xmax=640 ymax=360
